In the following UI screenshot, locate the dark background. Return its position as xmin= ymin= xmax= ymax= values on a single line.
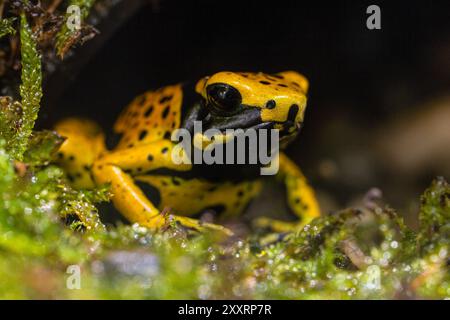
xmin=42 ymin=0 xmax=450 ymax=224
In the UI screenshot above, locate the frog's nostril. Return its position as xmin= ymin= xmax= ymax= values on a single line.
xmin=287 ymin=104 xmax=299 ymax=123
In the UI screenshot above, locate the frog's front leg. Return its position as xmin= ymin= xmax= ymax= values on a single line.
xmin=255 ymin=152 xmax=320 ymax=232
xmin=92 ymin=140 xmax=231 ymax=235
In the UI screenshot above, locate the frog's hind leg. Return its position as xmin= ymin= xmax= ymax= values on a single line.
xmin=91 ymin=140 xmax=232 ymax=235
xmin=54 ymin=118 xmax=107 ymax=189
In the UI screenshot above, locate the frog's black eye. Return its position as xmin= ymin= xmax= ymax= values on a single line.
xmin=206 ymin=83 xmax=242 ymax=114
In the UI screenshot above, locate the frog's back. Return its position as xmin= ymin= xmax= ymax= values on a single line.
xmin=113 ymin=84 xmax=184 ymax=149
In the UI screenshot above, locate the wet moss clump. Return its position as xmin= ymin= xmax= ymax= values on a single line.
xmin=0 ymin=2 xmax=448 ymax=299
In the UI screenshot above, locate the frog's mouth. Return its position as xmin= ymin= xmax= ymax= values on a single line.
xmin=181 ymin=102 xmax=301 ymax=146
xmin=203 ymin=106 xmax=299 ymax=134
xmin=194 ymin=111 xmax=301 ymax=152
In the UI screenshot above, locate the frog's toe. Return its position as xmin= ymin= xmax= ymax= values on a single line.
xmin=253 ymin=217 xmax=305 ymax=233
xmin=169 ymin=215 xmax=234 ymax=236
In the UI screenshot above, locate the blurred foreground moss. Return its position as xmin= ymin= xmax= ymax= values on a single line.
xmin=0 ymin=133 xmax=448 ymax=298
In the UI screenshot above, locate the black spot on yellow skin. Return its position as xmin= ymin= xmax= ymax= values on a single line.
xmin=287 ymin=104 xmax=299 ymax=123
xmin=278 ymin=83 xmax=288 ymax=88
xmin=139 ymin=130 xmax=148 ymax=140
xmin=159 ymin=95 xmax=173 ymax=104
xmin=163 ymin=131 xmax=171 ymax=139
xmin=172 ymin=177 xmax=180 ymax=186
xmin=161 ymin=147 xmax=168 ymax=154
xmin=144 ymin=106 xmax=154 ymax=117
xmin=259 ymin=80 xmax=271 ymax=85
xmin=162 ymin=106 xmax=170 ymax=119
xmin=266 ymin=100 xmax=276 ymax=109
xmin=295 ymin=198 xmax=300 ymax=204
xmin=57 ymin=152 xmax=64 ymax=159
xmin=137 ymin=95 xmax=147 ymax=106
xmin=69 ymin=155 xmax=75 ymax=161
xmin=147 ymin=154 xmax=153 ymax=161
xmin=83 ymin=165 xmax=91 ymax=172
xmin=237 ymin=190 xmax=244 ymax=197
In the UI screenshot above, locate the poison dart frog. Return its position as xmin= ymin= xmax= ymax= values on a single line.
xmin=54 ymin=71 xmax=320 ymax=234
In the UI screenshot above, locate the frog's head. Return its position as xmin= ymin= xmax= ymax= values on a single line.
xmin=193 ymin=71 xmax=309 ymax=147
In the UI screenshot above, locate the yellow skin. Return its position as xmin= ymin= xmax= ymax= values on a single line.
xmin=54 ymin=71 xmax=320 ymax=234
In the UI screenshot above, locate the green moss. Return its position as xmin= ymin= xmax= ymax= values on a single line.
xmin=1 ymin=14 xmax=43 ymax=161
xmin=0 ymin=17 xmax=16 ymax=39
xmin=55 ymin=0 xmax=97 ymax=58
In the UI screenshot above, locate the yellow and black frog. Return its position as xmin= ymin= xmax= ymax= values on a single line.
xmin=54 ymin=71 xmax=320 ymax=234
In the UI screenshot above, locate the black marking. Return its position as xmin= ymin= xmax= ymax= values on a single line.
xmin=163 ymin=131 xmax=171 ymax=139
xmin=161 ymin=147 xmax=169 ymax=154
xmin=159 ymin=95 xmax=173 ymax=104
xmin=135 ymin=180 xmax=161 ymax=207
xmin=69 ymin=155 xmax=75 ymax=161
xmin=57 ymin=152 xmax=64 ymax=159
xmin=266 ymin=100 xmax=276 ymax=109
xmin=83 ymin=165 xmax=91 ymax=172
xmin=278 ymin=83 xmax=288 ymax=88
xmin=259 ymin=80 xmax=271 ymax=85
xmin=237 ymin=190 xmax=244 ymax=197
xmin=144 ymin=105 xmax=154 ymax=117
xmin=287 ymin=104 xmax=299 ymax=123
xmin=272 ymin=74 xmax=284 ymax=79
xmin=147 ymin=154 xmax=154 ymax=161
xmin=139 ymin=130 xmax=148 ymax=140
xmin=172 ymin=177 xmax=181 ymax=186
xmin=162 ymin=106 xmax=170 ymax=119
xmin=137 ymin=95 xmax=147 ymax=106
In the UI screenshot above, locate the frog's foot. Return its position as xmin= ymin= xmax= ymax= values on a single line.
xmin=165 ymin=214 xmax=234 ymax=236
xmin=253 ymin=216 xmax=309 ymax=233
